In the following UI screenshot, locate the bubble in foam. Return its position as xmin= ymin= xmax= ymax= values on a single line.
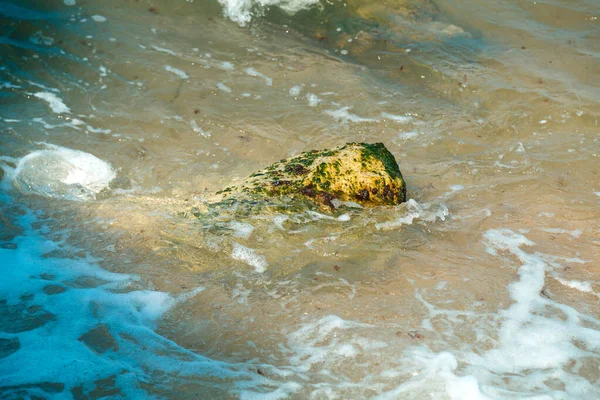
xmin=231 ymin=242 xmax=267 ymax=273
xmin=375 ymin=199 xmax=448 ymax=230
xmin=306 ymin=93 xmax=320 ymax=107
xmin=229 ymin=221 xmax=255 ymax=239
xmin=289 ymin=85 xmax=302 ymax=96
xmin=8 ymin=144 xmax=116 ymax=201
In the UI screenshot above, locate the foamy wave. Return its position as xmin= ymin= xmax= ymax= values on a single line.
xmin=0 ymin=206 xmax=237 ymax=398
xmin=218 ymin=0 xmax=321 ymax=27
xmin=381 ymin=229 xmax=600 ymax=398
xmin=375 ymin=199 xmax=449 ymax=230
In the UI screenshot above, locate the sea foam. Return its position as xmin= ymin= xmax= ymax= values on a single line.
xmin=218 ymin=0 xmax=320 ymax=26
xmin=377 ymin=229 xmax=600 ymax=398
xmin=33 ymin=92 xmax=70 ymax=114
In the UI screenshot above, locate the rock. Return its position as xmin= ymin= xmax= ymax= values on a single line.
xmin=0 ymin=337 xmax=20 ymax=360
xmin=78 ymin=324 xmax=119 ymax=354
xmin=0 ymin=243 xmax=17 ymax=250
xmin=212 ymin=142 xmax=406 ymax=213
xmin=0 ymin=301 xmax=55 ymax=333
xmin=43 ymin=284 xmax=67 ymax=295
xmin=11 ymin=145 xmax=116 ymax=201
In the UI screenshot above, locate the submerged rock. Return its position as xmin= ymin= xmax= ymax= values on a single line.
xmin=9 ymin=145 xmax=116 ymax=201
xmin=209 ymin=142 xmax=406 ymax=214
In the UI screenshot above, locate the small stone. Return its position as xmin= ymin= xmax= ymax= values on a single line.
xmin=79 ymin=324 xmax=119 ymax=354
xmin=408 ymin=330 xmax=424 ymax=339
xmin=0 ymin=337 xmax=20 ymax=359
xmin=43 ymin=285 xmax=67 ymax=295
xmin=0 ymin=243 xmax=17 ymax=250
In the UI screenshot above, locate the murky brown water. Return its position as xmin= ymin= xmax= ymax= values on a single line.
xmin=0 ymin=0 xmax=599 ymax=398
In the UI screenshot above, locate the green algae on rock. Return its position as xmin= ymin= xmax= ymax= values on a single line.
xmin=212 ymin=142 xmax=406 ymax=213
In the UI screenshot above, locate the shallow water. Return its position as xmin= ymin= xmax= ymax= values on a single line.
xmin=0 ymin=0 xmax=599 ymax=398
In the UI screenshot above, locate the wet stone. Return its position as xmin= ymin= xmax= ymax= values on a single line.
xmin=0 ymin=242 xmax=17 ymax=250
xmin=78 ymin=324 xmax=119 ymax=354
xmin=0 ymin=337 xmax=20 ymax=359
xmin=64 ymin=276 xmax=110 ymax=289
xmin=43 ymin=284 xmax=67 ymax=295
xmin=72 ymin=376 xmax=122 ymax=399
xmin=0 ymin=302 xmax=55 ymax=334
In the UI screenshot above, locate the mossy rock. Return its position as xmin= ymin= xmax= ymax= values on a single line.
xmin=209 ymin=142 xmax=406 ymax=215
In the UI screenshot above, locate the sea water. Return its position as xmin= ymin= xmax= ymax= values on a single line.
xmin=0 ymin=0 xmax=599 ymax=398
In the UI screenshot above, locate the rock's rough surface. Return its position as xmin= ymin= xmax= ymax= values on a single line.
xmin=212 ymin=142 xmax=405 ymax=213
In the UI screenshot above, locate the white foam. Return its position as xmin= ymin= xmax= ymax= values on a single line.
xmin=164 ymin=65 xmax=189 ymax=79
xmin=29 ymin=31 xmax=55 ymax=46
xmin=190 ymin=120 xmax=211 ymax=137
xmin=231 ymin=242 xmax=267 ymax=273
xmin=245 ymin=67 xmax=272 ymax=86
xmin=556 ymin=277 xmax=594 ymax=295
xmin=306 ymin=93 xmax=320 ymax=107
xmin=538 ymin=212 xmax=554 ymax=217
xmin=337 ymin=213 xmax=350 ymax=222
xmin=594 ymin=192 xmax=600 ymax=197
xmin=375 ymin=199 xmax=449 ymax=230
xmin=481 ymin=229 xmax=600 ymax=376
xmin=217 ymin=82 xmax=232 ymax=93
xmin=381 ymin=112 xmax=412 ymax=123
xmin=6 ymin=144 xmax=115 ymax=201
xmin=377 ymin=228 xmax=600 ymax=398
xmin=33 ymin=92 xmax=70 ymax=114
xmin=91 ymin=15 xmax=107 ymax=22
xmin=395 ymin=131 xmax=419 ymax=140
xmin=218 ymin=0 xmax=320 ymax=27
xmin=284 ymin=315 xmax=373 ymax=373
xmin=540 ymin=227 xmax=583 ymax=238
xmin=228 ymin=221 xmax=255 ymax=239
xmin=325 ymin=107 xmax=377 ymax=123
xmin=220 ymin=61 xmax=235 ymax=70
xmin=289 ymin=85 xmax=302 ymax=96
xmin=153 ymin=45 xmax=177 ymax=56
xmin=272 ymin=215 xmax=288 ymax=230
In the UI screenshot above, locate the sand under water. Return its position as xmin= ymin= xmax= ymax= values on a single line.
xmin=0 ymin=0 xmax=599 ymax=398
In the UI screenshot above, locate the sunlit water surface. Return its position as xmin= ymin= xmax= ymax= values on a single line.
xmin=0 ymin=0 xmax=599 ymax=398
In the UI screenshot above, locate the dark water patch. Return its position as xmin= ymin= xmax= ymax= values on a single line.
xmin=0 ymin=337 xmax=20 ymax=359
